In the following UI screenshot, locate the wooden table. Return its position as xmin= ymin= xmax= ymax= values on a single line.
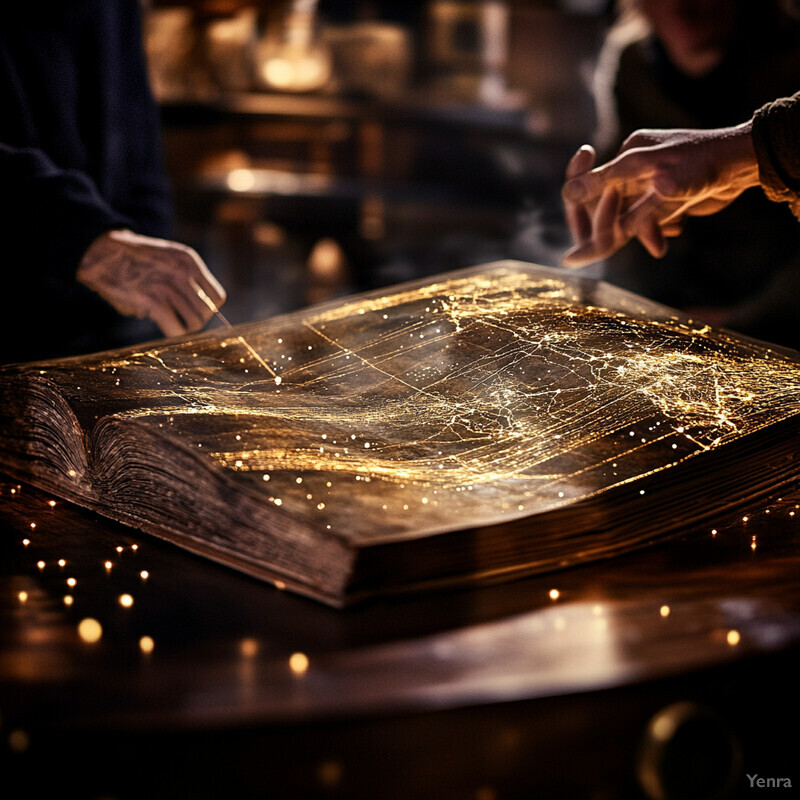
xmin=2 ymin=474 xmax=799 ymax=799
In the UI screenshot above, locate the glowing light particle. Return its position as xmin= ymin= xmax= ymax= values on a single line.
xmin=317 ymin=759 xmax=344 ymax=788
xmin=8 ymin=730 xmax=30 ymax=753
xmin=139 ymin=636 xmax=155 ymax=654
xmin=78 ymin=618 xmax=103 ymax=643
xmin=140 ymin=570 xmax=150 ymax=581
xmin=67 ymin=577 xmax=77 ymax=588
xmin=726 ymin=629 xmax=741 ymax=646
xmin=289 ymin=652 xmax=309 ymax=675
xmin=549 ymin=588 xmax=560 ymax=601
xmin=660 ymin=605 xmax=670 ymax=617
xmin=119 ymin=594 xmax=134 ymax=608
xmin=240 ymin=638 xmax=259 ymax=658
xmin=17 ymin=591 xmax=28 ymax=603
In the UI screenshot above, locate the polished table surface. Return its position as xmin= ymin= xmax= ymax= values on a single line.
xmin=2 ymin=473 xmax=800 ymax=799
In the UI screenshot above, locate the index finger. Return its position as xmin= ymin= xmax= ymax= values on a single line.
xmin=562 ymin=149 xmax=654 ymax=206
xmin=563 ymin=145 xmax=597 ymax=246
xmin=185 ymin=249 xmax=227 ymax=311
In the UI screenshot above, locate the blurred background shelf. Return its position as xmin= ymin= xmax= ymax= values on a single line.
xmin=144 ymin=0 xmax=609 ymax=322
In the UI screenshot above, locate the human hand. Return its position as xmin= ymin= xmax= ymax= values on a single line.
xmin=561 ymin=122 xmax=760 ymax=268
xmin=77 ymin=229 xmax=226 ymax=337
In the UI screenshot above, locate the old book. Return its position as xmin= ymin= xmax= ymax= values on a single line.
xmin=1 ymin=261 xmax=799 ymax=607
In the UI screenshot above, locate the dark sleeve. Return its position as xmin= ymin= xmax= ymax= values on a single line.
xmin=104 ymin=0 xmax=173 ymax=237
xmin=0 ymin=142 xmax=132 ymax=278
xmin=751 ymin=91 xmax=800 ymax=217
xmin=89 ymin=0 xmax=173 ymax=238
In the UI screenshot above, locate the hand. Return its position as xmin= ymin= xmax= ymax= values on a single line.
xmin=561 ymin=122 xmax=761 ymax=267
xmin=77 ymin=229 xmax=226 ymax=337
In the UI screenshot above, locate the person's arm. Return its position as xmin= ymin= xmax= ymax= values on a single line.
xmin=751 ymin=92 xmax=800 ymax=218
xmin=94 ymin=0 xmax=173 ymax=237
xmin=560 ymin=122 xmax=760 ymax=268
xmin=0 ymin=142 xmax=225 ymax=336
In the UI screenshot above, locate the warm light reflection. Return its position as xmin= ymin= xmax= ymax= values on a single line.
xmin=289 ymin=651 xmax=310 ymax=674
xmin=139 ymin=636 xmax=155 ymax=654
xmin=240 ymin=638 xmax=259 ymax=658
xmin=317 ymin=759 xmax=344 ymax=789
xmin=660 ymin=605 xmax=670 ymax=617
xmin=78 ymin=618 xmax=103 ymax=643
xmin=261 ymin=54 xmax=328 ymax=91
xmin=226 ymin=168 xmax=256 ymax=193
xmin=8 ymin=729 xmax=30 ymax=753
xmin=727 ymin=629 xmax=741 ymax=646
xmin=119 ymin=593 xmax=134 ymax=608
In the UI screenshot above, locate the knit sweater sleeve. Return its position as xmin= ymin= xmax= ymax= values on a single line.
xmin=752 ymin=91 xmax=800 ymax=218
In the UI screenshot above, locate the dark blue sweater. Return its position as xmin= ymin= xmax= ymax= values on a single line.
xmin=1 ymin=0 xmax=171 ymax=361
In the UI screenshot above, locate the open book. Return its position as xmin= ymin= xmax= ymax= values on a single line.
xmin=2 ymin=261 xmax=799 ymax=607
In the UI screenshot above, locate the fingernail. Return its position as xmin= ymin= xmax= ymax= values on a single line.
xmin=561 ymin=248 xmax=587 ymax=268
